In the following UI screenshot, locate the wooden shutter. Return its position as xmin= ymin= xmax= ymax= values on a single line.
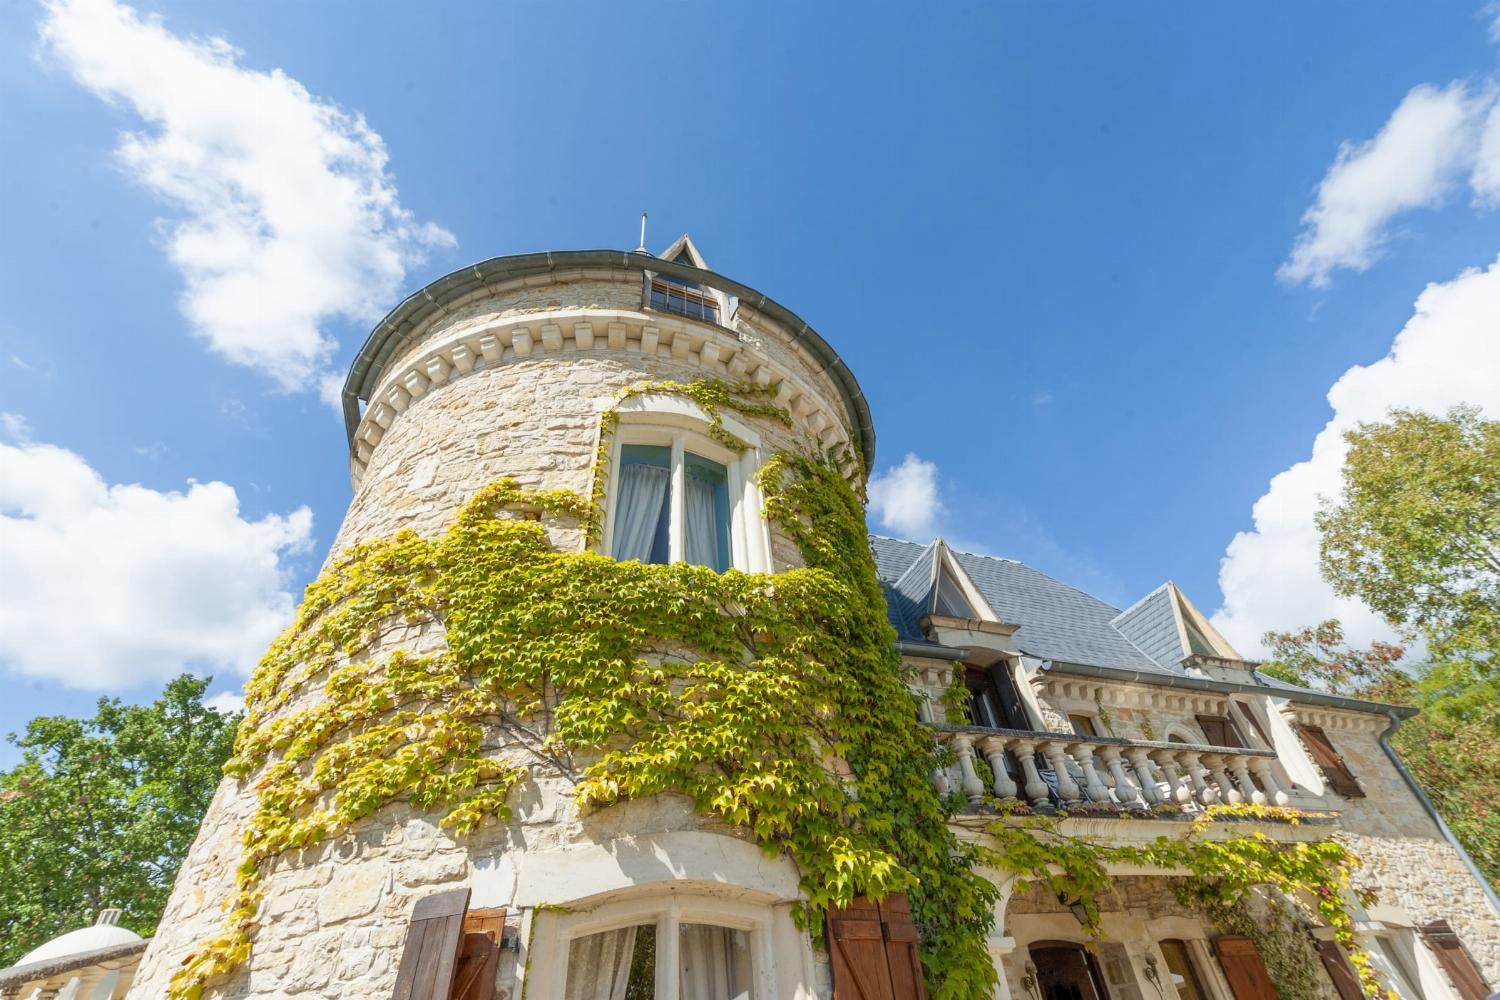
xmin=393 ymin=888 xmax=470 ymax=1000
xmin=1420 ymin=920 xmax=1490 ymax=1000
xmin=1196 ymin=715 xmax=1243 ymax=749
xmin=1293 ymin=724 xmax=1365 ymax=798
xmin=450 ymin=908 xmax=505 ymax=1000
xmin=827 ymin=894 xmax=929 ymax=1000
xmin=1312 ymin=939 xmax=1363 ymax=1000
xmin=1213 ymin=934 xmax=1280 ymax=1000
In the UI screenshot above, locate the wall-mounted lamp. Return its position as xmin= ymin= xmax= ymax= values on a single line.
xmin=1057 ymin=893 xmax=1091 ymax=926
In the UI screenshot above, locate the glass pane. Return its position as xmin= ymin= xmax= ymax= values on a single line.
xmin=566 ymin=923 xmax=655 ymax=1000
xmin=613 ymin=446 xmax=672 ymax=565
xmin=679 ymin=923 xmax=752 ymax=1000
xmin=684 ymin=453 xmax=731 ymax=572
xmin=1158 ymin=940 xmax=1206 ymax=1000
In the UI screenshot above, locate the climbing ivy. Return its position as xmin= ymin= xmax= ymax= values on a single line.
xmin=169 ymin=380 xmax=998 ymax=1000
xmin=165 ymin=379 xmax=1386 ymax=1000
xmin=985 ymin=804 xmax=1389 ymax=998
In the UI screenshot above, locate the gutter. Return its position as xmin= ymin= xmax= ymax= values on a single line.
xmin=894 ymin=640 xmax=968 ymax=662
xmin=1038 ymin=658 xmax=1419 ymax=719
xmin=1376 ymin=711 xmax=1500 ymax=917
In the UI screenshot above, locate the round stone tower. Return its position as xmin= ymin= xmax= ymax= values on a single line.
xmin=128 ymin=237 xmax=875 ymax=1000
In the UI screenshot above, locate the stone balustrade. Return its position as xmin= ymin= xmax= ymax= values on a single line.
xmin=930 ymin=723 xmax=1292 ymax=813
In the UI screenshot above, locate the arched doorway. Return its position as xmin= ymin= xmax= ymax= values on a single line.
xmin=1029 ymin=941 xmax=1110 ymax=1000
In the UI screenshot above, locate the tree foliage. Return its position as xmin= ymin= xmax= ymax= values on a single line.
xmin=1259 ymin=408 xmax=1500 ymax=890
xmin=1317 ymin=405 xmax=1500 ymax=665
xmin=0 ymin=674 xmax=240 ymax=967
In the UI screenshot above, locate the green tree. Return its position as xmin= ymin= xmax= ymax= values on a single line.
xmin=0 ymin=674 xmax=239 ymax=966
xmin=1316 ymin=405 xmax=1500 ymax=666
xmin=1260 ymin=407 xmax=1500 ymax=889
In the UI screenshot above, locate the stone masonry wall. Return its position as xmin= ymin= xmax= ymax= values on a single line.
xmin=128 ymin=272 xmax=856 ymax=1000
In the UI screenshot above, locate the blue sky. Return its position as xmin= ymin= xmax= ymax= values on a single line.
xmin=2 ymin=1 xmax=1499 ymax=761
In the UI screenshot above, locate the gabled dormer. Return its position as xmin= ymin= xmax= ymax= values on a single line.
xmin=891 ymin=539 xmax=1018 ymax=661
xmin=645 ymin=234 xmax=731 ymax=326
xmin=1112 ymin=581 xmax=1256 ymax=680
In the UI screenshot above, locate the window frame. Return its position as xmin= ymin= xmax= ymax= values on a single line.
xmin=543 ymin=893 xmax=779 ymax=1000
xmin=601 ymin=396 xmax=773 ymax=574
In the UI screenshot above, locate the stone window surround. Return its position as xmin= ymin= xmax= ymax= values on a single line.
xmin=349 ymin=306 xmax=854 ymax=485
xmin=537 ymin=893 xmax=778 ymax=1000
xmin=598 ymin=394 xmax=775 ymax=574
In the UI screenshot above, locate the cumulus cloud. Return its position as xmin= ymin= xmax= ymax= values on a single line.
xmin=38 ymin=0 xmax=453 ymax=394
xmin=1212 ymin=257 xmax=1500 ymax=655
xmin=868 ymin=453 xmax=943 ymax=539
xmin=0 ymin=431 xmax=313 ymax=689
xmin=1279 ymin=83 xmax=1488 ymax=287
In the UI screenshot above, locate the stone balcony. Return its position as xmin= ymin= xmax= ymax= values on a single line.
xmin=930 ymin=723 xmax=1297 ymax=813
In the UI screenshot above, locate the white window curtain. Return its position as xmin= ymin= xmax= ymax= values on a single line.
xmin=564 ymin=926 xmax=639 ymax=1000
xmin=683 ymin=474 xmax=721 ymax=569
xmin=612 ymin=464 xmax=670 ymax=562
xmin=679 ymin=924 xmax=751 ymax=1000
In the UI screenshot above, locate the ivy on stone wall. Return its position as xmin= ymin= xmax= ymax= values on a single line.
xmin=166 ymin=379 xmax=1386 ymax=1000
xmin=985 ymin=805 xmax=1389 ymax=999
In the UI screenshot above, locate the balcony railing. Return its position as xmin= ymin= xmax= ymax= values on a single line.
xmin=930 ymin=723 xmax=1292 ymax=812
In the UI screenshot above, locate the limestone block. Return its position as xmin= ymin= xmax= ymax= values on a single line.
xmin=317 ymin=866 xmax=389 ymax=926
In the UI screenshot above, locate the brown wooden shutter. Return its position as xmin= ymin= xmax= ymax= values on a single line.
xmin=1420 ymin=920 xmax=1490 ymax=1000
xmin=827 ymin=894 xmax=929 ymax=1000
xmin=1196 ymin=715 xmax=1243 ymax=749
xmin=392 ymin=887 xmax=470 ymax=1000
xmin=1213 ymin=934 xmax=1280 ymax=1000
xmin=449 ymin=908 xmax=505 ymax=1000
xmin=1293 ymin=724 xmax=1365 ymax=798
xmin=1312 ymin=939 xmax=1363 ymax=1000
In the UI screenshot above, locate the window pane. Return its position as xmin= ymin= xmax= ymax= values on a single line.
xmin=566 ymin=923 xmax=655 ymax=1000
xmin=679 ymin=923 xmax=752 ymax=1000
xmin=684 ymin=453 xmax=731 ymax=572
xmin=613 ymin=446 xmax=672 ymax=565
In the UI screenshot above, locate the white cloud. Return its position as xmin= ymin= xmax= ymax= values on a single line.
xmin=1212 ymin=256 xmax=1500 ymax=655
xmin=0 ymin=433 xmax=313 ymax=690
xmin=38 ymin=0 xmax=453 ymax=394
xmin=1279 ymin=83 xmax=1486 ymax=287
xmin=204 ymin=690 xmax=246 ymax=715
xmin=868 ymin=453 xmax=943 ymax=539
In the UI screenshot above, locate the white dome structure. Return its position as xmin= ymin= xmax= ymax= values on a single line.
xmin=16 ymin=920 xmax=141 ymax=967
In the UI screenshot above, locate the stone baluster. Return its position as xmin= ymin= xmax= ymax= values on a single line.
xmin=1230 ymin=757 xmax=1268 ymax=805
xmin=931 ymin=760 xmax=951 ymax=797
xmin=1012 ymin=740 xmax=1052 ymax=805
xmin=1180 ymin=751 xmax=1215 ymax=805
xmin=1125 ymin=748 xmax=1163 ymax=805
xmin=1041 ymin=741 xmax=1083 ymax=804
xmin=1098 ymin=747 xmax=1144 ymax=807
xmin=1204 ymin=754 xmax=1243 ymax=804
xmin=1151 ymin=749 xmax=1194 ymax=805
xmin=953 ymin=734 xmax=987 ymax=804
xmin=1069 ymin=743 xmax=1112 ymax=803
xmin=980 ymin=736 xmax=1020 ymax=801
xmin=1250 ymin=758 xmax=1291 ymax=806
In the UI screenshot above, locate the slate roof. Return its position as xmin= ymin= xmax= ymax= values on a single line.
xmin=870 ymin=535 xmax=1181 ymax=675
xmin=1111 ymin=585 xmax=1188 ymax=671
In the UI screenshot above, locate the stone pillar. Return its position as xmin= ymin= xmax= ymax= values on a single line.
xmin=1012 ymin=741 xmax=1052 ymax=805
xmin=1250 ymin=758 xmax=1291 ymax=806
xmin=1125 ymin=748 xmax=1162 ymax=805
xmin=1099 ymin=747 xmax=1144 ymax=807
xmin=1042 ymin=742 xmax=1083 ymax=804
xmin=1204 ymin=755 xmax=1242 ymax=804
xmin=1180 ymin=752 xmax=1215 ymax=805
xmin=954 ymin=734 xmax=987 ymax=804
xmin=1229 ymin=758 xmax=1267 ymax=805
xmin=1070 ymin=744 xmax=1112 ymax=803
xmin=981 ymin=737 xmax=1020 ymax=801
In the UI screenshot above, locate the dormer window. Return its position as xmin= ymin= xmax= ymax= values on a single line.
xmin=649 ymin=272 xmax=720 ymax=324
xmin=602 ymin=394 xmax=772 ymax=574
